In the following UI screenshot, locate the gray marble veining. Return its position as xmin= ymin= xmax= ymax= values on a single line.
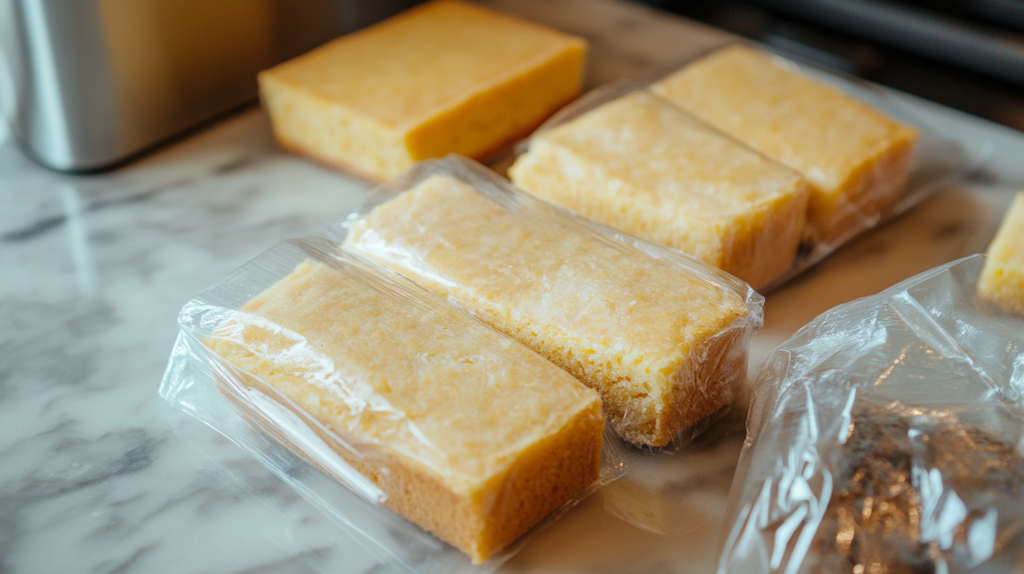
xmin=1 ymin=109 xmax=374 ymax=574
xmin=2 ymin=1 xmax=1024 ymax=573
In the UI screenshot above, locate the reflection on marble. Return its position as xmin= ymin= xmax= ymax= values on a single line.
xmin=2 ymin=0 xmax=1024 ymax=573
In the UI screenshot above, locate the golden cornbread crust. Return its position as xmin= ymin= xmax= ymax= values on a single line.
xmin=979 ymin=193 xmax=1024 ymax=316
xmin=653 ymin=45 xmax=920 ymax=245
xmin=509 ymin=90 xmax=810 ymax=289
xmin=345 ymin=166 xmax=755 ymax=446
xmin=208 ymin=256 xmax=603 ymax=563
xmin=258 ymin=0 xmax=587 ymax=181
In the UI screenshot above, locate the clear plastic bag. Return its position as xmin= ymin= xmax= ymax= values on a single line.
xmin=331 ymin=154 xmax=764 ymax=448
xmin=159 ymin=237 xmax=627 ymax=573
xmin=719 ymin=254 xmax=1024 ymax=573
xmin=509 ymin=43 xmax=984 ymax=292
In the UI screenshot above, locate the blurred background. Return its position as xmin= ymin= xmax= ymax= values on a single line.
xmin=0 ymin=0 xmax=418 ymax=172
xmin=2 ymin=0 xmax=1023 ymax=173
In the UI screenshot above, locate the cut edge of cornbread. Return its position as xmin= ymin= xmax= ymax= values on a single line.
xmin=979 ymin=192 xmax=1024 ymax=316
xmin=205 ymin=252 xmax=605 ymax=563
xmin=259 ymin=74 xmax=411 ymax=181
xmin=806 ymin=128 xmax=919 ymax=246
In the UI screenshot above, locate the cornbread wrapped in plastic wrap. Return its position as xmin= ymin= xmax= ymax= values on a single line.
xmin=159 ymin=237 xmax=624 ymax=572
xmin=336 ymin=155 xmax=764 ymax=447
xmin=509 ymin=84 xmax=810 ymax=291
xmin=512 ymin=46 xmax=975 ymax=291
xmin=719 ymin=255 xmax=1024 ymax=574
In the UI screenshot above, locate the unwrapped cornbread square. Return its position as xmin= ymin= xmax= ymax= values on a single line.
xmin=258 ymin=0 xmax=586 ymax=181
xmin=979 ymin=192 xmax=1024 ymax=315
xmin=508 ymin=87 xmax=810 ymax=290
xmin=176 ymin=238 xmax=604 ymax=565
xmin=653 ymin=45 xmax=920 ymax=245
xmin=339 ymin=155 xmax=763 ymax=447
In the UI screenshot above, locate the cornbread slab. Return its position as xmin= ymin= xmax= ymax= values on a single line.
xmin=509 ymin=87 xmax=810 ymax=290
xmin=190 ymin=238 xmax=604 ymax=564
xmin=258 ymin=0 xmax=586 ymax=181
xmin=653 ymin=45 xmax=920 ymax=246
xmin=979 ymin=192 xmax=1024 ymax=315
xmin=341 ymin=156 xmax=763 ymax=447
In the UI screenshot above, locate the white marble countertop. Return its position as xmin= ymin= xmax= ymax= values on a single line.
xmin=2 ymin=1 xmax=1024 ymax=573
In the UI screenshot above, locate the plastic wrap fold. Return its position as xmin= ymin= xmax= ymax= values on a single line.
xmin=509 ymin=43 xmax=982 ymax=292
xmin=159 ymin=237 xmax=625 ymax=573
xmin=332 ymin=155 xmax=764 ymax=447
xmin=720 ymin=255 xmax=1024 ymax=574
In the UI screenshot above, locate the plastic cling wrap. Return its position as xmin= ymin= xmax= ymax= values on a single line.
xmin=719 ymin=255 xmax=1024 ymax=574
xmin=159 ymin=237 xmax=626 ymax=572
xmin=510 ymin=43 xmax=980 ymax=292
xmin=334 ymin=155 xmax=764 ymax=448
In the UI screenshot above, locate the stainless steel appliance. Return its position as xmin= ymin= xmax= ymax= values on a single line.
xmin=0 ymin=0 xmax=417 ymax=172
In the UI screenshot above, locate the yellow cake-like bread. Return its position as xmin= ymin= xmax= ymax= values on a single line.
xmin=207 ymin=257 xmax=604 ymax=564
xmin=344 ymin=169 xmax=753 ymax=447
xmin=508 ymin=90 xmax=810 ymax=290
xmin=258 ymin=0 xmax=586 ymax=181
xmin=979 ymin=192 xmax=1024 ymax=315
xmin=653 ymin=45 xmax=920 ymax=244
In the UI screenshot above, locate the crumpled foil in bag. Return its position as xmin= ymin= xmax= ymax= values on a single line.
xmin=720 ymin=255 xmax=1024 ymax=574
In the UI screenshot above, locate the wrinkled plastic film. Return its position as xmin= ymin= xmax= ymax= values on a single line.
xmin=719 ymin=255 xmax=1024 ymax=574
xmin=330 ymin=155 xmax=763 ymax=449
xmin=596 ymin=309 xmax=753 ymax=535
xmin=172 ymin=240 xmax=458 ymax=486
xmin=160 ymin=237 xmax=624 ymax=573
xmin=510 ymin=44 xmax=982 ymax=292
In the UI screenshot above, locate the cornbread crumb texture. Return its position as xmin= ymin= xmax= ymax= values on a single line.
xmin=979 ymin=193 xmax=1024 ymax=315
xmin=509 ymin=90 xmax=810 ymax=290
xmin=345 ymin=171 xmax=752 ymax=446
xmin=258 ymin=0 xmax=586 ymax=180
xmin=208 ymin=258 xmax=603 ymax=563
xmin=653 ymin=45 xmax=920 ymax=243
